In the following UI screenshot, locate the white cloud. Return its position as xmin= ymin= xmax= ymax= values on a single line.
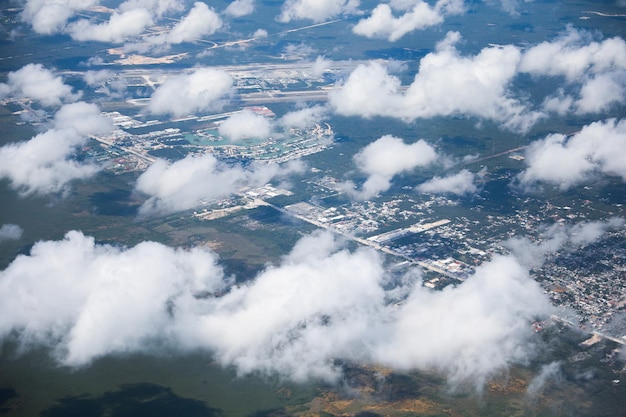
xmin=329 ymin=32 xmax=542 ymax=132
xmin=417 ymin=169 xmax=477 ymax=195
xmin=224 ymin=0 xmax=255 ymax=17
xmin=0 ymin=228 xmax=557 ymax=388
xmin=278 ymin=105 xmax=328 ymax=129
xmin=21 ymin=0 xmax=98 ymax=35
xmin=252 ymin=28 xmax=268 ymax=38
xmin=0 ymin=102 xmax=111 ymax=196
xmin=0 ymin=224 xmax=23 ymax=243
xmin=518 ymin=118 xmax=626 ymax=190
xmin=146 ymin=2 xmax=222 ymax=47
xmin=0 ymin=230 xmax=226 ymax=365
xmin=328 ymin=61 xmax=404 ymax=119
xmin=52 ymin=101 xmax=113 ymax=136
xmin=66 ymin=8 xmax=154 ymax=43
xmin=372 ymin=254 xmax=552 ymax=388
xmin=135 ymin=154 xmax=305 ymax=215
xmin=311 ymin=55 xmax=331 ymax=77
xmin=501 ymin=218 xmax=624 ymax=279
xmin=0 ymin=64 xmax=79 ymax=107
xmin=353 ymin=0 xmax=465 ymax=42
xmin=83 ymin=69 xmax=113 ymax=86
xmin=568 ymin=217 xmax=625 ymax=246
xmin=278 ymin=0 xmax=360 ymax=23
xmin=345 ymin=134 xmax=437 ymax=199
xmin=118 ymin=0 xmax=184 ymax=18
xmin=0 ymin=128 xmax=99 ymax=196
xmin=574 ymin=71 xmax=626 ymax=114
xmin=520 ymin=27 xmax=626 ymax=82
xmin=218 ymin=109 xmax=272 ymax=142
xmin=520 ymin=28 xmax=626 ymax=116
xmin=146 ymin=68 xmax=234 ymax=117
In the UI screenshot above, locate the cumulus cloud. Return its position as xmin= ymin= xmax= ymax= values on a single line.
xmin=135 ymin=154 xmax=305 ymax=215
xmin=520 ymin=28 xmax=626 ymax=115
xmin=329 ymin=32 xmax=542 ymax=132
xmin=0 ymin=227 xmax=557 ymax=387
xmin=21 ymin=0 xmax=98 ymax=35
xmin=146 ymin=68 xmax=234 ymax=117
xmin=373 ymin=253 xmax=552 ymax=388
xmin=353 ymin=0 xmax=465 ymax=42
xmin=0 ymin=129 xmax=99 ymax=196
xmin=574 ymin=71 xmax=626 ymax=114
xmin=52 ymin=101 xmax=113 ymax=135
xmin=518 ymin=118 xmax=626 ymax=190
xmin=278 ymin=0 xmax=360 ymax=23
xmin=146 ymin=2 xmax=222 ymax=47
xmin=520 ymin=28 xmax=626 ymax=81
xmin=278 ymin=105 xmax=328 ymax=129
xmin=224 ymin=0 xmax=255 ymax=17
xmin=0 ymin=231 xmax=226 ymax=365
xmin=311 ymin=55 xmax=331 ymax=77
xmin=0 ymin=224 xmax=23 ymax=243
xmin=0 ymin=64 xmax=79 ymax=107
xmin=0 ymin=102 xmax=111 ymax=196
xmin=344 ymin=135 xmax=437 ymax=199
xmin=218 ymin=109 xmax=272 ymax=142
xmin=66 ymin=8 xmax=154 ymax=43
xmin=417 ymin=169 xmax=477 ymax=195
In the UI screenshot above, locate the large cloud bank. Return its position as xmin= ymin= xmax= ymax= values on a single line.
xmin=0 ymin=228 xmax=556 ymax=387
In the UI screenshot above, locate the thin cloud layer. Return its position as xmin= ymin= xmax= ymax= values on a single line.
xmin=344 ymin=135 xmax=437 ymax=199
xmin=278 ymin=0 xmax=360 ymax=23
xmin=353 ymin=0 xmax=465 ymax=42
xmin=135 ymin=154 xmax=305 ymax=215
xmin=279 ymin=105 xmax=328 ymax=129
xmin=0 ymin=64 xmax=79 ymax=107
xmin=146 ymin=68 xmax=234 ymax=117
xmin=329 ymin=32 xmax=542 ymax=132
xmin=0 ymin=228 xmax=559 ymax=388
xmin=0 ymin=224 xmax=23 ymax=243
xmin=0 ymin=102 xmax=112 ymax=196
xmin=417 ymin=169 xmax=477 ymax=195
xmin=518 ymin=118 xmax=626 ymax=190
